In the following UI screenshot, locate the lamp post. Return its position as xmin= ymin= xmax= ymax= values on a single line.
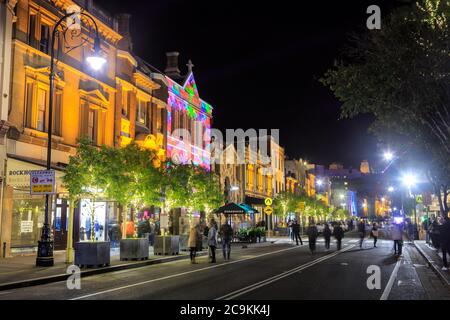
xmin=402 ymin=173 xmax=419 ymax=241
xmin=36 ymin=10 xmax=106 ymax=267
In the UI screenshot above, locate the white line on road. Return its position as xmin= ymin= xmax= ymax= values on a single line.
xmin=70 ymin=245 xmax=300 ymax=300
xmin=216 ymin=245 xmax=356 ymax=300
xmin=380 ymin=258 xmax=402 ymax=300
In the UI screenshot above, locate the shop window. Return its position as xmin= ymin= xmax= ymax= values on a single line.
xmin=79 ymin=199 xmax=107 ymax=242
xmin=11 ymin=194 xmax=45 ymax=248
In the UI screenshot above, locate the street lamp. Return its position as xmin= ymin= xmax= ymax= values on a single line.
xmin=388 ymin=186 xmax=395 ymax=193
xmin=36 ymin=10 xmax=106 ymax=267
xmin=383 ymin=151 xmax=394 ymax=161
xmin=316 ymin=179 xmax=323 ymax=187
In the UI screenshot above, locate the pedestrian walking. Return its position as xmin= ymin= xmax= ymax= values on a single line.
xmin=288 ymin=219 xmax=294 ymax=242
xmin=333 ymin=223 xmax=344 ymax=250
xmin=292 ymin=220 xmax=303 ymax=245
xmin=391 ymin=222 xmax=404 ymax=255
xmin=357 ymin=219 xmax=366 ymax=248
xmin=220 ymin=221 xmax=233 ymax=260
xmin=430 ymin=219 xmax=441 ymax=250
xmin=307 ymin=223 xmax=319 ymax=254
xmin=370 ymin=223 xmax=379 ymax=248
xmin=323 ymin=223 xmax=332 ymax=250
xmin=438 ymin=217 xmax=450 ymax=271
xmin=208 ymin=221 xmax=217 ymax=263
xmin=188 ymin=224 xmax=200 ymax=264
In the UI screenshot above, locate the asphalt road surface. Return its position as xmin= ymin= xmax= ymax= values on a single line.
xmin=1 ymin=230 xmax=449 ymax=300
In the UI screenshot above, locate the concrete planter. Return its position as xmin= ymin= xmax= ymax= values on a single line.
xmin=154 ymin=235 xmax=180 ymax=255
xmin=179 ymin=234 xmax=189 ymax=251
xmin=75 ymin=241 xmax=110 ymax=268
xmin=120 ymin=238 xmax=149 ymax=261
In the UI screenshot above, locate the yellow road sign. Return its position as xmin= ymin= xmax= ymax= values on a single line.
xmin=264 ymin=198 xmax=273 ymax=206
xmin=264 ymin=206 xmax=273 ymax=215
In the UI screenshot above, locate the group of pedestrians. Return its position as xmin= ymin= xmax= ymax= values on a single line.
xmin=304 ymin=222 xmax=345 ymax=254
xmin=188 ymin=219 xmax=234 ymax=264
xmin=425 ymin=216 xmax=450 ymax=271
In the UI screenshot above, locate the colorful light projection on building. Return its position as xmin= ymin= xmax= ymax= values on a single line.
xmin=165 ymin=74 xmax=213 ymax=170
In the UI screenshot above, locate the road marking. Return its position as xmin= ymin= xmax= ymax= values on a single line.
xmin=349 ymin=240 xmax=358 ymax=243
xmin=70 ymin=245 xmax=300 ymax=300
xmin=216 ymin=245 xmax=355 ymax=300
xmin=380 ymin=258 xmax=402 ymax=300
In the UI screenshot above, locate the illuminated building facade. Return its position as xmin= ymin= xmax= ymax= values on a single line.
xmin=0 ymin=0 xmax=166 ymax=256
xmin=164 ymin=53 xmax=212 ymax=170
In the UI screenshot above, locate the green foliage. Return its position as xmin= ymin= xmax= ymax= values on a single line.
xmin=64 ymin=139 xmax=224 ymax=233
xmin=321 ymin=0 xmax=450 ymax=217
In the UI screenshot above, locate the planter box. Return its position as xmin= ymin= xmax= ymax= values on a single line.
xmin=75 ymin=241 xmax=110 ymax=268
xmin=120 ymin=238 xmax=149 ymax=261
xmin=154 ymin=235 xmax=180 ymax=255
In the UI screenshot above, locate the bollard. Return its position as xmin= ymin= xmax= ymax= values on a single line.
xmin=2 ymin=242 xmax=6 ymax=258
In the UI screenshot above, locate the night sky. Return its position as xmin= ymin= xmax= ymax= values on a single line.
xmin=96 ymin=0 xmax=408 ymax=169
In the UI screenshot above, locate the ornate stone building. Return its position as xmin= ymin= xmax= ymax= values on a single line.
xmin=0 ymin=0 xmax=166 ymax=256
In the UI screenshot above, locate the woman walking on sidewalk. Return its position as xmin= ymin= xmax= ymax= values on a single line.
xmin=188 ymin=224 xmax=200 ymax=264
xmin=208 ymin=221 xmax=218 ymax=263
xmin=438 ymin=217 xmax=450 ymax=271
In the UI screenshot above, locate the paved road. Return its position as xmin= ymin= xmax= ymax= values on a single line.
xmin=0 ymin=230 xmax=449 ymax=300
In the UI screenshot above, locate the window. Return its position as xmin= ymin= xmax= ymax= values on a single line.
xmin=122 ymin=90 xmax=130 ymax=117
xmin=40 ymin=23 xmax=50 ymax=54
xmin=36 ymin=88 xmax=47 ymax=131
xmin=136 ymin=100 xmax=147 ymax=126
xmin=28 ymin=14 xmax=37 ymax=46
xmin=25 ymin=82 xmax=34 ymax=128
xmin=52 ymin=92 xmax=62 ymax=136
xmin=80 ymin=102 xmax=99 ymax=144
xmin=87 ymin=109 xmax=95 ymax=141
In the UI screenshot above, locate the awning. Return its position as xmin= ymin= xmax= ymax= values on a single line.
xmin=239 ymin=203 xmax=259 ymax=214
xmin=215 ymin=202 xmax=251 ymax=215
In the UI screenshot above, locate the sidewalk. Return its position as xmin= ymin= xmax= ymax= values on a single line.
xmin=0 ymin=240 xmax=280 ymax=291
xmin=0 ymin=247 xmax=198 ymax=291
xmin=413 ymin=240 xmax=450 ymax=286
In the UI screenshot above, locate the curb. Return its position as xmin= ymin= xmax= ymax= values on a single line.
xmin=0 ymin=251 xmax=208 ymax=292
xmin=413 ymin=241 xmax=450 ymax=287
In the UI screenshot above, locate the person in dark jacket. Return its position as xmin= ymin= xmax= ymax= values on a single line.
xmin=439 ymin=217 xmax=450 ymax=271
xmin=220 ymin=222 xmax=233 ymax=260
xmin=292 ymin=220 xmax=303 ymax=245
xmin=307 ymin=224 xmax=319 ymax=254
xmin=370 ymin=223 xmax=379 ymax=248
xmin=333 ymin=224 xmax=344 ymax=250
xmin=323 ymin=223 xmax=332 ymax=250
xmin=357 ymin=219 xmax=366 ymax=248
xmin=430 ymin=219 xmax=441 ymax=249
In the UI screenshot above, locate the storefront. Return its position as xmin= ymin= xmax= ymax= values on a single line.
xmin=2 ymin=157 xmax=65 ymax=255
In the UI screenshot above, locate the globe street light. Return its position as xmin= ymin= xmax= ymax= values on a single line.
xmin=388 ymin=186 xmax=395 ymax=193
xmin=383 ymin=151 xmax=394 ymax=161
xmin=36 ymin=10 xmax=106 ymax=267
